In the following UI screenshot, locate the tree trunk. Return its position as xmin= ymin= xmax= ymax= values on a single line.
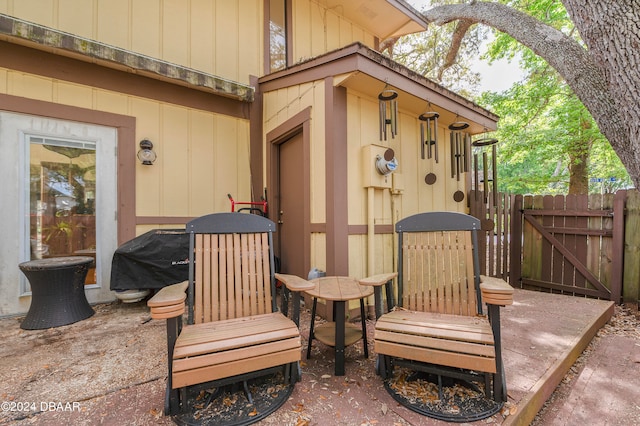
xmin=568 ymin=147 xmax=590 ymax=195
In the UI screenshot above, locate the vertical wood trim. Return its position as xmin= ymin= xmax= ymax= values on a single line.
xmin=325 ymin=78 xmax=349 ymax=275
xmin=250 ymin=75 xmax=263 ymax=203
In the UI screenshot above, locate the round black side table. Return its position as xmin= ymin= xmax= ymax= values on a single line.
xmin=19 ymin=256 xmax=95 ymax=330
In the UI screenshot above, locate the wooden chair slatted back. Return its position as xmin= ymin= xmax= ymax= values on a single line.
xmin=396 ymin=212 xmax=482 ymax=316
xmin=401 ymin=230 xmax=476 ymax=315
xmin=187 ymin=213 xmax=276 ymax=324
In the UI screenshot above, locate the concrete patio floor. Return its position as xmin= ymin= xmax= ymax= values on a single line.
xmin=1 ymin=288 xmax=633 ymax=425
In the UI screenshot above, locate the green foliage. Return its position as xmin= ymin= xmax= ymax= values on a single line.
xmin=478 ymin=0 xmax=630 ymax=194
xmin=393 ymin=0 xmax=487 ymax=96
xmin=398 ymin=0 xmax=631 ymax=195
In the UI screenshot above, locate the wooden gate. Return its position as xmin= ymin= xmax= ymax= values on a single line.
xmin=471 ymin=190 xmax=640 ymax=303
xmin=510 ymin=192 xmax=629 ymax=302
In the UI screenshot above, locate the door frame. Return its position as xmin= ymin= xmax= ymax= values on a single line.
xmin=266 ymin=107 xmax=312 ymax=277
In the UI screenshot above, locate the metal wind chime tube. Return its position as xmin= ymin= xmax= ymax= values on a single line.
xmin=472 ymin=135 xmax=499 ymax=205
xmin=474 ymin=152 xmax=480 ymax=201
xmin=448 ymin=119 xmax=470 ymax=181
xmin=419 ymin=110 xmax=439 ymax=162
xmin=379 ymin=86 xmax=398 ymax=141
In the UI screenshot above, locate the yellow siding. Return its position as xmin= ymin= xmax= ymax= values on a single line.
xmin=55 ymin=81 xmax=94 ymax=109
xmin=130 ymin=97 xmax=163 ymax=216
xmin=7 ymin=73 xmax=53 ymax=102
xmin=190 ymin=110 xmax=217 ymax=213
xmin=58 ymin=0 xmax=94 ymax=39
xmin=132 ymin=0 xmax=162 ymax=58
xmin=346 ymin=88 xmax=467 ymax=225
xmin=1 ymin=68 xmax=251 ymax=230
xmin=97 ymin=0 xmax=130 ymax=49
xmin=190 ymin=0 xmax=215 ymax=74
xmin=9 ymin=0 xmax=54 ymax=26
xmin=348 ymin=234 xmax=394 ymax=279
xmin=265 ymin=80 xmax=473 ymax=282
xmin=160 ymin=105 xmax=190 ymax=216
xmin=0 ymin=0 xmax=263 ymax=85
xmin=310 ymin=233 xmax=327 ymax=274
xmin=214 ymin=1 xmax=238 ymax=81
xmin=292 ymin=0 xmax=377 ymax=64
xmin=238 ymin=2 xmax=262 ymax=85
xmin=0 ymin=68 xmax=7 ymax=92
xmin=163 ymin=0 xmax=190 ymax=67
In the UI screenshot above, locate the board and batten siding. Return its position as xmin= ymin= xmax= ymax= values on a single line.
xmin=0 ymin=0 xmax=263 ymax=85
xmin=0 ymin=67 xmax=252 ymax=236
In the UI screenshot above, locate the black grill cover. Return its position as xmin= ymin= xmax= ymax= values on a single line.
xmin=110 ymin=229 xmax=189 ymax=290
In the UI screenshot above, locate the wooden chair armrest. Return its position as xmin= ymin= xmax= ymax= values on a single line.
xmin=275 ymin=273 xmax=315 ymax=292
xmin=147 ymin=281 xmax=188 ymax=308
xmin=480 ymin=275 xmax=514 ymax=306
xmin=358 ymin=272 xmax=398 ymax=287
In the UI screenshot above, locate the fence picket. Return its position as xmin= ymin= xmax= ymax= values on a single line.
xmin=470 ymin=189 xmax=639 ymax=303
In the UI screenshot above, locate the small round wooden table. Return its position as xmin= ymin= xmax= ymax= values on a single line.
xmin=305 ymin=276 xmax=374 ymax=376
xmin=18 ymin=256 xmax=95 ymax=330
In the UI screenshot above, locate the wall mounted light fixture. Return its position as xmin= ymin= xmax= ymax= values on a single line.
xmin=137 ymin=139 xmax=157 ymax=165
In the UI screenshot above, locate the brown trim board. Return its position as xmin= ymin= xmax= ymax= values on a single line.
xmin=0 ymin=41 xmax=250 ymax=119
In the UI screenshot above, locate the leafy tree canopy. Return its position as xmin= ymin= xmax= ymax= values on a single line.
xmin=394 ymin=0 xmax=638 ymax=194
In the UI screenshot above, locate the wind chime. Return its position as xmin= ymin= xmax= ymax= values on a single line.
xmin=472 ymin=132 xmax=499 ymax=205
xmin=419 ymin=106 xmax=439 ymax=185
xmin=378 ymin=85 xmax=398 ymax=141
xmin=448 ymin=117 xmax=471 ymax=182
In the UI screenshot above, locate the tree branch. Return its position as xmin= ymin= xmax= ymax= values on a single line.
xmin=420 ymin=1 xmax=629 ymax=185
xmin=437 ymin=19 xmax=473 ymax=81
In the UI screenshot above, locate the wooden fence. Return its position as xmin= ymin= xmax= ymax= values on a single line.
xmin=470 ymin=190 xmax=640 ymax=304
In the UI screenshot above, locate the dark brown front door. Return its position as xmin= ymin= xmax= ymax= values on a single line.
xmin=277 ymin=132 xmax=305 ymax=278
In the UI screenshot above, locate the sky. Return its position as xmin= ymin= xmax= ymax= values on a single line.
xmin=406 ymin=0 xmax=525 ymax=93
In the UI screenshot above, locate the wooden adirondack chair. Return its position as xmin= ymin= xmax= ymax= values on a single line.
xmin=360 ymin=211 xmax=514 ymax=421
xmin=147 ymin=212 xmax=314 ymax=424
